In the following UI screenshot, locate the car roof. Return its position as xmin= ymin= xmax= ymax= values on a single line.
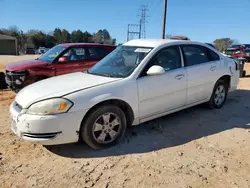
xmin=123 ymin=39 xmax=193 ymax=48
xmin=58 ymin=43 xmax=115 ymax=48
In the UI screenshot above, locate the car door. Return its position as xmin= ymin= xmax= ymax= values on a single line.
xmin=54 ymin=47 xmax=89 ymax=76
xmin=137 ymin=45 xmax=187 ymax=119
xmin=181 ymin=44 xmax=219 ymax=105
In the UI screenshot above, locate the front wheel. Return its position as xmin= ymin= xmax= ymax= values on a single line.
xmin=80 ymin=105 xmax=127 ymax=149
xmin=207 ymin=80 xmax=228 ymax=109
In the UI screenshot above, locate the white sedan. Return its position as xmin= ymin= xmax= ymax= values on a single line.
xmin=10 ymin=39 xmax=239 ymax=149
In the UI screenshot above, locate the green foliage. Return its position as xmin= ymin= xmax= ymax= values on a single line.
xmin=71 ymin=30 xmax=84 ymax=42
xmin=213 ymin=38 xmax=238 ymax=52
xmin=0 ymin=26 xmax=116 ymax=53
xmin=92 ymin=29 xmax=116 ymax=45
xmin=30 ymin=31 xmax=47 ymax=48
xmin=61 ymin=29 xmax=71 ymax=43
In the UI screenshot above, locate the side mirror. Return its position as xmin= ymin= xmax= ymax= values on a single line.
xmin=58 ymin=57 xmax=67 ymax=63
xmin=146 ymin=65 xmax=165 ymax=76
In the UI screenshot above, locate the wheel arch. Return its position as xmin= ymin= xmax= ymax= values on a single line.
xmin=82 ymin=98 xmax=135 ymax=128
xmin=217 ymin=75 xmax=231 ymax=89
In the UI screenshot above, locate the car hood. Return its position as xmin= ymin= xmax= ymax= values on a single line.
xmin=15 ymin=72 xmax=121 ymax=108
xmin=5 ymin=59 xmax=48 ymax=71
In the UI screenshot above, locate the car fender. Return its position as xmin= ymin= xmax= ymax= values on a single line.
xmin=27 ymin=68 xmax=55 ymax=77
xmin=65 ymin=81 xmax=139 ymax=121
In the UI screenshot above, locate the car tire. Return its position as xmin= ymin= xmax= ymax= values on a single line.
xmin=0 ymin=72 xmax=7 ymax=90
xmin=243 ymin=70 xmax=246 ymax=77
xmin=207 ymin=80 xmax=228 ymax=109
xmin=80 ymin=104 xmax=127 ymax=149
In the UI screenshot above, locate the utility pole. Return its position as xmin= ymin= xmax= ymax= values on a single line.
xmin=127 ymin=5 xmax=148 ymax=41
xmin=162 ymin=0 xmax=167 ymax=39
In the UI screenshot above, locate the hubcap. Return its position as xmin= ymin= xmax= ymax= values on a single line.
xmin=92 ymin=112 xmax=121 ymax=144
xmin=214 ymin=85 xmax=226 ymax=106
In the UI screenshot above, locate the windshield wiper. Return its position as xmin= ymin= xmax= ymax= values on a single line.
xmin=88 ymin=72 xmax=112 ymax=77
xmin=87 ymin=71 xmax=124 ymax=78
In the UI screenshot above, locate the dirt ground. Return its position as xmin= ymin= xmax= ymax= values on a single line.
xmin=1 ymin=56 xmax=250 ymax=188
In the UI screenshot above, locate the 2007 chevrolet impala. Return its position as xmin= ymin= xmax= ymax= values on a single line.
xmin=10 ymin=39 xmax=239 ymax=149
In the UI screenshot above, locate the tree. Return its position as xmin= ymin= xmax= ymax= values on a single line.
xmin=53 ymin=28 xmax=62 ymax=44
xmin=0 ymin=26 xmax=115 ymax=52
xmin=93 ymin=29 xmax=116 ymax=44
xmin=19 ymin=30 xmax=28 ymax=53
xmin=45 ymin=35 xmax=56 ymax=48
xmin=93 ymin=30 xmax=104 ymax=43
xmin=82 ymin=31 xmax=93 ymax=42
xmin=213 ymin=38 xmax=238 ymax=52
xmin=30 ymin=31 xmax=47 ymax=48
xmin=0 ymin=26 xmax=29 ymax=53
xmin=61 ymin=29 xmax=70 ymax=43
xmin=103 ymin=29 xmax=111 ymax=40
xmin=71 ymin=30 xmax=83 ymax=42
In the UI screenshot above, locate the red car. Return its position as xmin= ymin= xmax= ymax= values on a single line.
xmin=5 ymin=43 xmax=116 ymax=92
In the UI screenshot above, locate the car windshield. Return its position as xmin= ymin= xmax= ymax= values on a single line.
xmin=39 ymin=45 xmax=66 ymax=63
xmin=87 ymin=45 xmax=152 ymax=78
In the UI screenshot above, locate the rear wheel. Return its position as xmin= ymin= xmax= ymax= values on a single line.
xmin=80 ymin=105 xmax=127 ymax=149
xmin=207 ymin=80 xmax=228 ymax=109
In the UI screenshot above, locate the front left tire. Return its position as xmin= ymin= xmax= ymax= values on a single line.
xmin=80 ymin=104 xmax=127 ymax=149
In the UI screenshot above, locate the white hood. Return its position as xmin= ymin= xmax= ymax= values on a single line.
xmin=16 ymin=72 xmax=120 ymax=108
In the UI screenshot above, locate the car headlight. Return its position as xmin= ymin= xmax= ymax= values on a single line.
xmin=27 ymin=98 xmax=73 ymax=115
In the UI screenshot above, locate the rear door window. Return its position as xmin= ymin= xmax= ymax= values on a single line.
xmin=181 ymin=45 xmax=210 ymax=66
xmin=207 ymin=49 xmax=220 ymax=61
xmin=87 ymin=47 xmax=109 ymax=60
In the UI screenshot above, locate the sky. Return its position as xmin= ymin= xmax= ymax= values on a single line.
xmin=0 ymin=0 xmax=250 ymax=44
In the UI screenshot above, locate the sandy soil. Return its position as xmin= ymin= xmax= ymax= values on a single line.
xmin=1 ymin=56 xmax=250 ymax=188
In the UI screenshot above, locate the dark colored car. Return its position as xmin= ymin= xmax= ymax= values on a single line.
xmin=25 ymin=48 xmax=35 ymax=54
xmin=5 ymin=43 xmax=116 ymax=92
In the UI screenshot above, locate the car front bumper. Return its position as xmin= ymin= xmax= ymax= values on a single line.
xmin=5 ymin=70 xmax=27 ymax=90
xmin=10 ymin=101 xmax=88 ymax=145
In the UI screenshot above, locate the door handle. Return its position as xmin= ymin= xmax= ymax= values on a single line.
xmin=175 ymin=74 xmax=184 ymax=80
xmin=210 ymin=66 xmax=216 ymax=71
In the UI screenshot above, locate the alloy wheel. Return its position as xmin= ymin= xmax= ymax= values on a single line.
xmin=214 ymin=85 xmax=226 ymax=106
xmin=92 ymin=112 xmax=121 ymax=144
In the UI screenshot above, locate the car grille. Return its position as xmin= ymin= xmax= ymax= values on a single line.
xmin=5 ymin=70 xmax=27 ymax=88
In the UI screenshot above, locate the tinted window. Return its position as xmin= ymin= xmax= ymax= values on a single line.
xmin=61 ymin=47 xmax=86 ymax=62
xmin=208 ymin=49 xmax=220 ymax=61
xmin=88 ymin=47 xmax=108 ymax=59
xmin=182 ymin=45 xmax=210 ymax=66
xmin=147 ymin=46 xmax=182 ymax=71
